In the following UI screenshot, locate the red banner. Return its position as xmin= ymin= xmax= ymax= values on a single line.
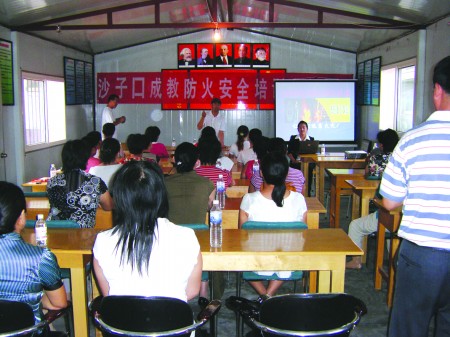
xmin=161 ymin=70 xmax=189 ymax=109
xmin=97 ymin=72 xmax=162 ymax=104
xmin=188 ymin=69 xmax=258 ymax=110
xmin=97 ymin=71 xmax=351 ymax=109
xmin=258 ymin=69 xmax=286 ymax=110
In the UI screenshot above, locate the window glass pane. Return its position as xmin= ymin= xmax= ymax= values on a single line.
xmin=47 ymin=81 xmax=66 ymax=143
xmin=397 ymin=66 xmax=415 ymax=132
xmin=22 ymin=73 xmax=66 ymax=151
xmin=380 ymin=68 xmax=396 ymax=130
xmin=23 ymin=79 xmax=46 ymax=146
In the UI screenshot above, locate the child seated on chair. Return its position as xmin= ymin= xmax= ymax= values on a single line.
xmin=238 ymin=151 xmax=307 ymax=297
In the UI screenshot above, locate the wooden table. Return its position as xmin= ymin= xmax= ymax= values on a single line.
xmin=326 ymin=169 xmax=365 ymax=229
xmin=346 ymin=179 xmax=380 ymax=263
xmin=199 ymin=228 xmax=362 ymax=293
xmin=21 ymin=227 xmax=361 ymax=337
xmin=233 ymin=178 xmax=250 ymax=186
xmin=22 ymin=228 xmax=96 ymax=337
xmin=313 ymin=155 xmax=366 ymax=203
xmin=346 ymin=179 xmax=380 ymax=220
xmin=372 ymin=199 xmax=402 ymax=307
xmin=22 ymin=180 xmax=48 ymax=192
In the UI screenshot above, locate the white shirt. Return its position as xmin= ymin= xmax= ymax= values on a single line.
xmin=101 ymin=106 xmax=117 ymax=139
xmin=203 ymin=111 xmax=226 ymax=136
xmin=229 ymin=140 xmax=250 ymax=158
xmin=240 ymin=191 xmax=307 ymax=222
xmin=93 ymin=218 xmax=200 ymax=301
xmin=89 ymin=164 xmax=122 ymax=188
xmin=237 ymin=147 xmax=257 ymax=164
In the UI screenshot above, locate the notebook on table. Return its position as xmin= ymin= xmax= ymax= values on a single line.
xmin=297 ymin=140 xmax=320 ymax=154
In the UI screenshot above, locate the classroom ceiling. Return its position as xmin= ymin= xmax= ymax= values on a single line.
xmin=0 ymin=0 xmax=448 ymax=55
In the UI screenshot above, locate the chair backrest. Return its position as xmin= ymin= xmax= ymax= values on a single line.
xmin=24 ymin=191 xmax=48 ymax=198
xmin=259 ymin=294 xmax=366 ymax=337
xmin=25 ymin=220 xmax=80 ymax=228
xmin=241 ymin=221 xmax=307 ymax=230
xmin=227 ymin=293 xmax=366 ymax=337
xmin=178 ymin=223 xmax=209 ymax=230
xmin=0 ymin=300 xmax=43 ymax=336
xmin=91 ymin=296 xmax=195 ymax=337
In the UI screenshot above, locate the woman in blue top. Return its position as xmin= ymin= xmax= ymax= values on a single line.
xmin=0 ymin=181 xmax=67 ymax=328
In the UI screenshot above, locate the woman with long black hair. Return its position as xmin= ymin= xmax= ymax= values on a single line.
xmin=93 ymin=160 xmax=202 ymax=302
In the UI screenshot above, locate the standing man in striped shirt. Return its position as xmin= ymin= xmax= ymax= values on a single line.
xmin=380 ymin=56 xmax=450 ymax=337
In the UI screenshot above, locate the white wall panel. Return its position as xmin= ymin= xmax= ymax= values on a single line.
xmin=95 ymin=30 xmax=356 ymax=145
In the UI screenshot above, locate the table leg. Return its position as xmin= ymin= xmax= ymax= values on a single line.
xmin=302 ymin=162 xmax=310 ymax=197
xmin=209 ymin=271 xmax=217 ymax=337
xmin=317 ymin=166 xmax=324 ymax=204
xmin=309 ymin=272 xmax=317 ymax=293
xmin=375 ymin=224 xmax=386 ymax=290
xmin=387 ymin=235 xmax=400 ymax=307
xmin=329 ymin=177 xmax=339 ymax=228
xmin=70 ymin=266 xmax=89 ymax=337
xmin=305 ymin=212 xmax=319 ymax=230
xmin=317 ymin=271 xmax=331 ymax=293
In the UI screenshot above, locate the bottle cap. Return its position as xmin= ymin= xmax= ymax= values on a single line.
xmin=219 ymin=174 xmax=223 ymax=178
xmin=37 ymin=214 xmax=44 ymax=220
xmin=213 ymin=200 xmax=219 ymax=204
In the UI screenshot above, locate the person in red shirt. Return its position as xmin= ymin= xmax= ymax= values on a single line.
xmin=144 ymin=126 xmax=169 ymax=159
xmin=195 ymin=135 xmax=232 ymax=187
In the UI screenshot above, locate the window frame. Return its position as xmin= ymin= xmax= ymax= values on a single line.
xmin=379 ymin=58 xmax=416 ymax=132
xmin=22 ymin=71 xmax=66 ymax=152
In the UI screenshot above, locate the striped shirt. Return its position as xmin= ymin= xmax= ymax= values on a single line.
xmin=380 ymin=110 xmax=450 ymax=249
xmin=250 ymin=167 xmax=305 ymax=193
xmin=0 ymin=232 xmax=63 ymax=324
xmin=195 ymin=165 xmax=233 ymax=187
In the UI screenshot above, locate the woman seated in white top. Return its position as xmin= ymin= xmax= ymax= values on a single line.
xmin=228 ymin=125 xmax=250 ymax=160
xmin=238 ymin=151 xmax=307 ymax=297
xmin=89 ymin=137 xmax=122 ymax=187
xmin=93 ymin=160 xmax=202 ymax=302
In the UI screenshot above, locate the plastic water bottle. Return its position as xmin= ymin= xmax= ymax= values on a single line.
xmin=320 ymin=143 xmax=326 ymax=155
xmin=216 ymin=174 xmax=226 ymax=209
xmin=210 ymin=200 xmax=222 ymax=248
xmin=49 ymin=164 xmax=57 ymax=178
xmin=193 ymin=138 xmax=197 ymax=145
xmin=35 ymin=214 xmax=47 ymax=248
xmin=171 ymin=138 xmax=176 ymax=147
xmin=252 ymin=159 xmax=260 ymax=176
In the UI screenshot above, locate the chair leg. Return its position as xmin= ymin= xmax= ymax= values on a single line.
xmin=236 ymin=272 xmax=242 ymax=337
xmin=324 ymin=191 xmax=330 ymax=219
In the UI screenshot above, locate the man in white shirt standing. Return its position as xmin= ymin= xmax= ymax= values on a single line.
xmin=101 ymin=94 xmax=126 ymax=139
xmin=197 ymin=97 xmax=226 ymax=146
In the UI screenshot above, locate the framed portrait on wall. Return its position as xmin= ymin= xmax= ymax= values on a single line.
xmin=253 ymin=43 xmax=270 ymax=68
xmin=196 ymin=43 xmax=214 ymax=67
xmin=233 ymin=43 xmax=252 ymax=67
xmin=214 ymin=43 xmax=233 ymax=67
xmin=177 ymin=44 xmax=196 ymax=68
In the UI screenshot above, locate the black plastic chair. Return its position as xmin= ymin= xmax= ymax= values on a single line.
xmin=89 ymin=295 xmax=221 ymax=337
xmin=227 ymin=293 xmax=367 ymax=337
xmin=0 ymin=299 xmax=71 ymax=337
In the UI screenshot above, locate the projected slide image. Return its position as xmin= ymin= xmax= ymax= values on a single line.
xmin=275 ymin=81 xmax=356 ymax=142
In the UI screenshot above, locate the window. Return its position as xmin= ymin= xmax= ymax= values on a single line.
xmin=379 ymin=59 xmax=416 ymax=132
xmin=22 ymin=72 xmax=66 ymax=151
